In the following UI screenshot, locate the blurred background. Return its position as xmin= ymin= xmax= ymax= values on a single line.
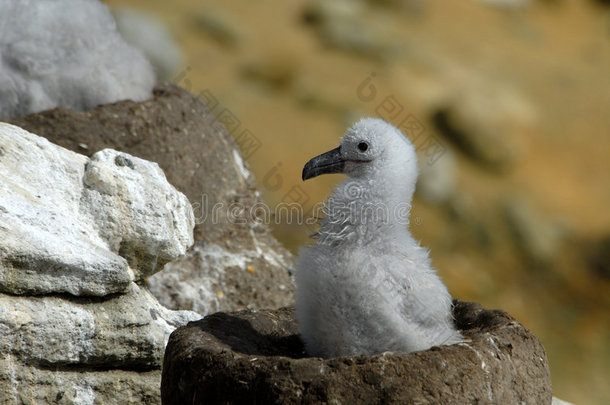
xmin=105 ymin=0 xmax=610 ymax=403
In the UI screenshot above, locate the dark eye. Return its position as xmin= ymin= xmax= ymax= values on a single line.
xmin=357 ymin=142 xmax=369 ymax=152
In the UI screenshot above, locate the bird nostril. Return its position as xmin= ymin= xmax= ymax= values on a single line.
xmin=358 ymin=142 xmax=368 ymax=152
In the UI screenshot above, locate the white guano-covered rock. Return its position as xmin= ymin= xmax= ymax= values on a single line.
xmin=0 ymin=283 xmax=198 ymax=369
xmin=0 ymin=366 xmax=161 ymax=405
xmin=149 ymin=241 xmax=293 ymax=317
xmin=0 ymin=123 xmax=194 ymax=296
xmin=82 ymin=148 xmax=194 ymax=279
xmin=0 ymin=282 xmax=200 ymax=404
xmin=0 ymin=121 xmax=199 ymax=404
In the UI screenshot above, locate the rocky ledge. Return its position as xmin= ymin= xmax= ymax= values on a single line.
xmin=1 ymin=83 xmax=295 ymax=404
xmin=10 ymin=82 xmax=295 ymax=317
xmin=161 ymin=301 xmax=552 ymax=404
xmin=0 ymin=123 xmax=199 ymax=404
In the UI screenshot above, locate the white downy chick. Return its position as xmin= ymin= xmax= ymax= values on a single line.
xmin=0 ymin=0 xmax=155 ymax=119
xmin=295 ymin=118 xmax=463 ymax=358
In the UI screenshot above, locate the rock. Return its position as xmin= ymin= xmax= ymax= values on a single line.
xmin=82 ymin=148 xmax=194 ymax=279
xmin=241 ymin=51 xmax=298 ymax=90
xmin=149 ymin=238 xmax=292 ymax=317
xmin=552 ymin=397 xmax=574 ymax=405
xmin=0 ymin=0 xmax=154 ymax=119
xmin=431 ymin=86 xmax=534 ymax=170
xmin=161 ymin=301 xmax=552 ymax=404
xmin=503 ymin=196 xmax=566 ymax=265
xmin=474 ymin=0 xmax=532 ymax=8
xmin=194 ymin=10 xmax=242 ymax=47
xmin=0 ymin=123 xmax=200 ymax=403
xmin=149 ymin=242 xmax=293 ymax=316
xmin=10 ymin=83 xmax=273 ymax=253
xmin=0 ymin=283 xmax=196 ymax=370
xmin=0 ymin=124 xmax=193 ymax=296
xmin=302 ymin=0 xmax=404 ymax=60
xmin=9 ymin=83 xmax=295 ymax=313
xmin=113 ymin=6 xmax=183 ymax=80
xmin=585 ymin=234 xmax=610 ymax=279
xmin=0 ymin=366 xmax=160 ymax=405
xmin=0 ymin=283 xmax=199 ymax=404
xmin=431 ymin=106 xmax=513 ymax=170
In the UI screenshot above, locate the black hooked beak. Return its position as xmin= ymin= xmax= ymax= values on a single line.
xmin=302 ymin=146 xmax=345 ymax=181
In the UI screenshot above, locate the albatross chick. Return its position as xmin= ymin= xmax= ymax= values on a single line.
xmin=295 ymin=118 xmax=463 ymax=358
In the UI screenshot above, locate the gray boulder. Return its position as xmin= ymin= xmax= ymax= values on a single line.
xmin=162 ymin=301 xmax=552 ymax=404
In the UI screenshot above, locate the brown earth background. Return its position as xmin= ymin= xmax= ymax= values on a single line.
xmin=105 ymin=1 xmax=610 ymax=403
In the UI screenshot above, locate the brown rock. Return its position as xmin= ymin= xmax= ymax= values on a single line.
xmin=9 ymin=83 xmax=295 ymax=315
xmin=161 ymin=301 xmax=552 ymax=404
xmin=429 ymin=83 xmax=534 ymax=172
